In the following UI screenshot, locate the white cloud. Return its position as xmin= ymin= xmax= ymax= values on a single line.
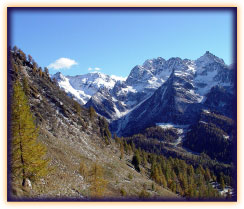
xmin=48 ymin=58 xmax=78 ymax=70
xmin=88 ymin=67 xmax=101 ymax=71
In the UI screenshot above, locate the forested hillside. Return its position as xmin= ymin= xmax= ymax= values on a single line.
xmin=8 ymin=47 xmax=181 ymax=200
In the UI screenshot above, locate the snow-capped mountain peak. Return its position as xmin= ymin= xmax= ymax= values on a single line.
xmin=142 ymin=57 xmax=166 ymax=71
xmin=195 ymin=51 xmax=225 ymax=72
xmin=52 ymin=72 xmax=66 ymax=81
xmin=52 ymin=71 xmax=123 ymax=104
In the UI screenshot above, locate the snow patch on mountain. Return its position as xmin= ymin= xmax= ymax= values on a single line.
xmin=110 ymin=75 xmax=127 ymax=81
xmin=156 ymin=123 xmax=190 ymax=146
xmin=52 ymin=72 xmax=123 ymax=104
xmin=156 ymin=123 xmax=190 ymax=129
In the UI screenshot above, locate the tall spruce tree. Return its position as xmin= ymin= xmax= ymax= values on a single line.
xmin=132 ymin=150 xmax=141 ymax=172
xmin=10 ymin=79 xmax=48 ymax=187
xmin=89 ymin=106 xmax=96 ymax=119
xmin=89 ymin=163 xmax=107 ymax=198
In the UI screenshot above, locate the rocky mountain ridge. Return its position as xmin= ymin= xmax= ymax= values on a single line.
xmin=52 ymin=71 xmax=125 ymax=105
xmin=54 ymin=51 xmax=235 ymax=136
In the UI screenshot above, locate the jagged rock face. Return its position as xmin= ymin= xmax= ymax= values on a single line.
xmin=194 ymin=62 xmax=234 ymax=96
xmin=110 ymin=52 xmax=235 ymax=136
xmin=85 ymin=87 xmax=127 ymax=120
xmin=54 ymin=51 xmax=235 ymax=137
xmin=126 ymin=57 xmax=166 ymax=86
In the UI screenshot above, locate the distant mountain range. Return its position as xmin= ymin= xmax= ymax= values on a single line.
xmin=53 ymin=51 xmax=236 ymax=136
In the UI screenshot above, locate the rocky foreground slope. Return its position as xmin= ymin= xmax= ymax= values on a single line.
xmin=8 ymin=49 xmax=180 ymax=200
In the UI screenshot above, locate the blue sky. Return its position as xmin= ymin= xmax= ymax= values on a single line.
xmin=9 ymin=8 xmax=235 ymax=77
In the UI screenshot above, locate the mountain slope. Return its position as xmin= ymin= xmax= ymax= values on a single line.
xmin=183 ymin=110 xmax=236 ymax=163
xmin=8 ymin=48 xmax=180 ymax=200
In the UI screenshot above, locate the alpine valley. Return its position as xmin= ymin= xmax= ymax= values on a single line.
xmin=8 ymin=47 xmax=237 ymax=201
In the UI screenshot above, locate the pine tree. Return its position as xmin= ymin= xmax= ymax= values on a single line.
xmin=79 ymin=162 xmax=88 ymax=180
xmin=120 ymin=188 xmax=126 ymax=196
xmin=188 ymin=184 xmax=195 ymax=198
xmin=204 ymin=167 xmax=211 ymax=182
xmin=160 ymin=173 xmax=167 ymax=188
xmin=114 ymin=133 xmax=119 ymax=144
xmin=28 ymin=54 xmax=32 ymax=64
xmin=220 ymin=176 xmax=225 ymax=190
xmin=89 ymin=106 xmax=96 ymax=119
xmin=13 ymin=63 xmax=19 ymax=74
xmin=73 ymin=101 xmax=81 ymax=114
xmin=182 ymin=172 xmax=189 ymax=191
xmin=124 ymin=140 xmax=128 ymax=153
xmin=89 ymin=163 xmax=107 ymax=198
xmin=171 ymin=170 xmax=177 ymax=181
xmin=131 ymin=142 xmax=135 ymax=152
xmin=128 ymin=144 xmax=132 ymax=155
xmin=177 ymin=183 xmax=184 ymax=196
xmin=10 ymin=80 xmax=48 ymax=187
xmin=139 ymin=188 xmax=150 ymax=199
xmin=22 ymin=77 xmax=29 ymax=96
xmin=32 ymin=62 xmax=37 ymax=74
xmin=13 ymin=45 xmax=18 ymax=53
xmin=165 ymin=162 xmax=172 ymax=182
xmin=44 ymin=67 xmax=49 ymax=76
xmin=153 ymin=166 xmax=159 ymax=183
xmin=169 ymin=181 xmax=177 ymax=193
xmin=120 ymin=143 xmax=124 ymax=160
xmin=39 ymin=67 xmax=43 ymax=77
xmin=132 ymin=150 xmax=141 ymax=172
xmin=18 ymin=49 xmax=27 ymax=61
xmin=142 ymin=151 xmax=147 ymax=167
xmin=187 ymin=165 xmax=195 ymax=177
